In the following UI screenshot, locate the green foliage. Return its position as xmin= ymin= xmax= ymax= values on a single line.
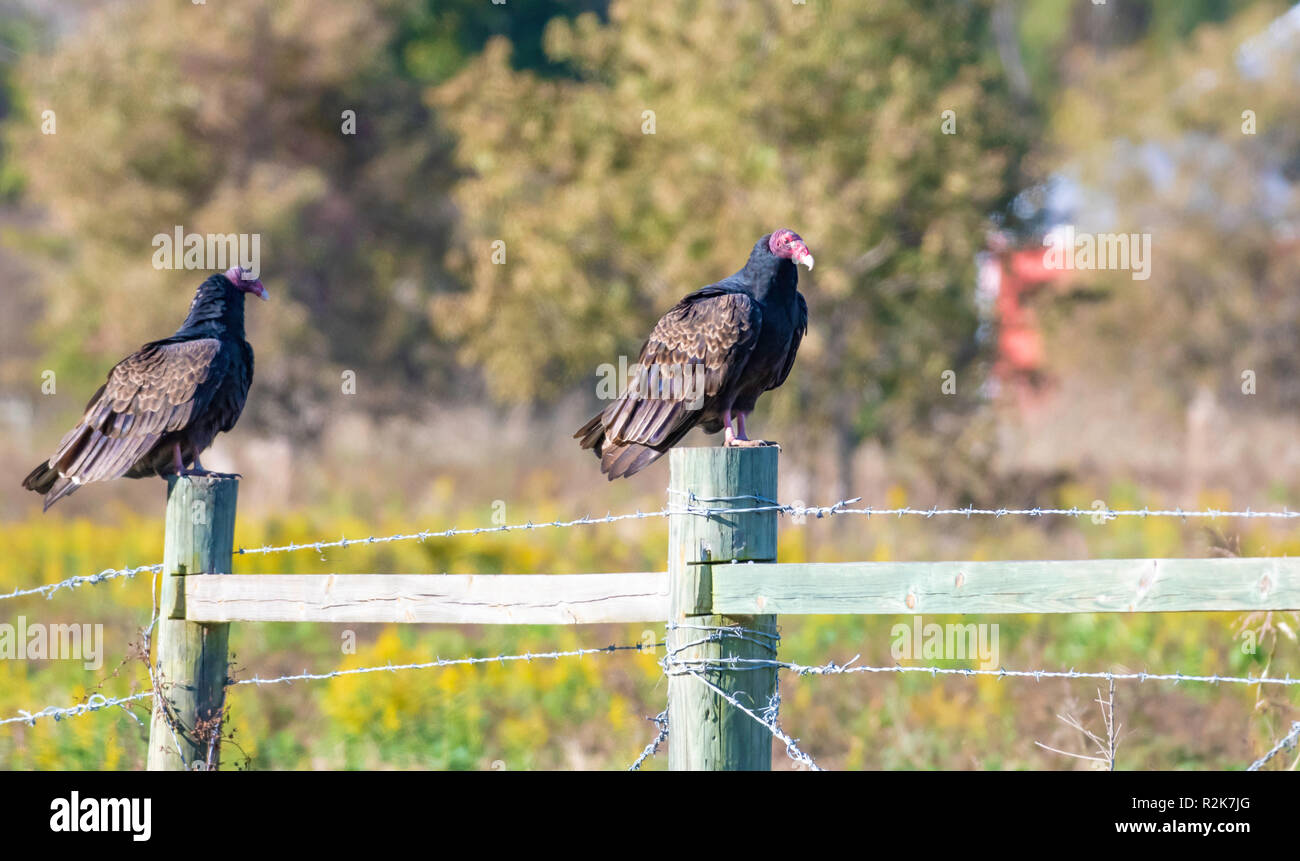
xmin=393 ymin=0 xmax=607 ymax=83
xmin=0 ymin=5 xmax=38 ymax=201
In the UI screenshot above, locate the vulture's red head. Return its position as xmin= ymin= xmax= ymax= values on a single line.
xmin=768 ymin=229 xmax=814 ymax=270
xmin=223 ymin=266 xmax=269 ymax=301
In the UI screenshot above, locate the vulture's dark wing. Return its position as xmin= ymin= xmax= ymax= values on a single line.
xmin=211 ymin=340 xmax=254 ymax=434
xmin=768 ymin=292 xmax=807 ymax=390
xmin=598 ymin=289 xmax=762 ymax=468
xmin=41 ymin=338 xmax=225 ymax=486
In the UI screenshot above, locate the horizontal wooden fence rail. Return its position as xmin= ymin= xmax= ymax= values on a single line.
xmin=184 ymin=572 xmax=668 ymax=625
xmin=184 ymin=556 xmax=1300 ymax=626
xmin=710 ymin=558 xmax=1300 ymax=616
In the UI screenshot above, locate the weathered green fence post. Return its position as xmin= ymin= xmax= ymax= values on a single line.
xmin=147 ymin=475 xmax=238 ymax=771
xmin=667 ymin=446 xmax=779 ymax=770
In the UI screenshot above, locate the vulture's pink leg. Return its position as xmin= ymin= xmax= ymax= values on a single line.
xmin=723 ymin=409 xmax=738 ymax=445
xmin=172 ymin=443 xmax=186 ymax=475
xmin=730 ymin=411 xmax=776 ymax=448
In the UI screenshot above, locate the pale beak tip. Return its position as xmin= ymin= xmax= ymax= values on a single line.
xmin=800 ymin=255 xmax=814 ymax=271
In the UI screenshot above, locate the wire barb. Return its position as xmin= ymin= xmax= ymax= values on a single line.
xmin=628 ymin=709 xmax=669 ymax=771
xmin=0 ymin=563 xmax=163 ymax=603
xmin=1247 ymin=721 xmax=1300 ymax=771
xmin=3 ymin=641 xmax=657 ymax=730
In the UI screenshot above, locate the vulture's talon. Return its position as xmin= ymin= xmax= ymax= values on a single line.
xmin=726 ymin=438 xmax=776 ymax=448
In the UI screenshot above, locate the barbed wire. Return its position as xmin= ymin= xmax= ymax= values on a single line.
xmin=671 ymin=653 xmax=1300 ymax=687
xmin=0 ymin=691 xmax=153 ymax=728
xmin=1247 ymin=721 xmax=1300 ymax=771
xmin=628 ymin=709 xmax=669 ymax=771
xmin=228 ymin=642 xmax=660 ymax=688
xmin=1 ymin=563 xmax=165 ymax=735
xmin=232 ymin=510 xmax=672 ymax=560
xmin=666 ymin=622 xmax=781 ymax=655
xmin=657 ymin=622 xmax=1300 ymax=771
xmin=660 ymin=622 xmax=820 ymax=770
xmin=1 ymin=641 xmax=661 ymax=730
xmin=674 ymin=665 xmax=822 ymax=770
xmin=667 ymin=490 xmax=1300 ymax=522
xmin=0 ymin=511 xmax=674 ymax=604
xmin=6 ymin=621 xmax=1295 ymax=773
xmin=0 ymin=562 xmax=162 ymax=603
xmin=789 ymin=661 xmax=1300 ymax=687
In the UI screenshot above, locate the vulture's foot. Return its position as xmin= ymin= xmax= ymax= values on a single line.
xmin=725 ymin=413 xmax=777 ymax=448
xmin=725 ymin=438 xmax=778 ymax=448
xmin=179 ymin=468 xmax=243 ymax=480
xmin=181 ymin=452 xmax=241 ymax=479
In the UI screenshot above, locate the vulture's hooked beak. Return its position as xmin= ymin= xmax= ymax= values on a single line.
xmin=224 ymin=266 xmax=270 ymax=300
xmin=793 ymin=243 xmax=814 ymax=271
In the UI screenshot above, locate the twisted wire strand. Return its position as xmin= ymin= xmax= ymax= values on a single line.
xmin=1247 ymin=721 xmax=1300 ymax=771
xmin=2 ymin=642 xmax=660 ymax=729
xmin=627 ymin=710 xmax=669 ymax=771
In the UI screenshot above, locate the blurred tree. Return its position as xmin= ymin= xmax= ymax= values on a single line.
xmin=5 ymin=0 xmax=460 ymax=438
xmin=0 ymin=1 xmax=35 ymax=201
xmin=431 ymin=0 xmax=1034 ymax=492
xmin=0 ymin=2 xmax=43 ymax=397
xmin=392 ymin=0 xmax=607 ymax=84
xmin=1041 ymin=3 xmax=1300 ymax=411
xmin=1016 ymin=0 xmax=1261 ymax=96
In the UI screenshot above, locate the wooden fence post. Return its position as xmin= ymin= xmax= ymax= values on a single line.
xmin=667 ymin=446 xmax=779 ymax=770
xmin=147 ymin=475 xmax=239 ymax=771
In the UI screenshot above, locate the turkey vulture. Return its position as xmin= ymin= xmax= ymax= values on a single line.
xmin=576 ymin=229 xmax=811 ymax=479
xmin=22 ymin=267 xmax=267 ymax=510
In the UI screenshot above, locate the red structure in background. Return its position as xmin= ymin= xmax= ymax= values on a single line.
xmin=979 ymin=233 xmax=1074 ymax=408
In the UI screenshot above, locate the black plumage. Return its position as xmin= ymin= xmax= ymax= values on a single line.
xmin=23 ymin=268 xmax=267 ymax=510
xmin=576 ymin=229 xmax=811 ymax=479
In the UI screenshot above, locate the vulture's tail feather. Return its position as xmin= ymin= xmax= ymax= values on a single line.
xmin=574 ymin=413 xmax=606 ymax=457
xmin=22 ymin=460 xmax=56 ymax=493
xmin=600 ymin=441 xmax=665 ymax=480
xmin=576 ymin=412 xmax=666 ymax=478
xmin=22 ymin=461 xmax=79 ymax=511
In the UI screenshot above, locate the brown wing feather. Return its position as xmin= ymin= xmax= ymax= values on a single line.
xmin=602 ymin=290 xmax=762 ymax=450
xmin=45 ymin=339 xmax=223 ymax=485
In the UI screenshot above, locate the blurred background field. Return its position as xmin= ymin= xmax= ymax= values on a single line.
xmin=1 ymin=0 xmax=1300 ymax=769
